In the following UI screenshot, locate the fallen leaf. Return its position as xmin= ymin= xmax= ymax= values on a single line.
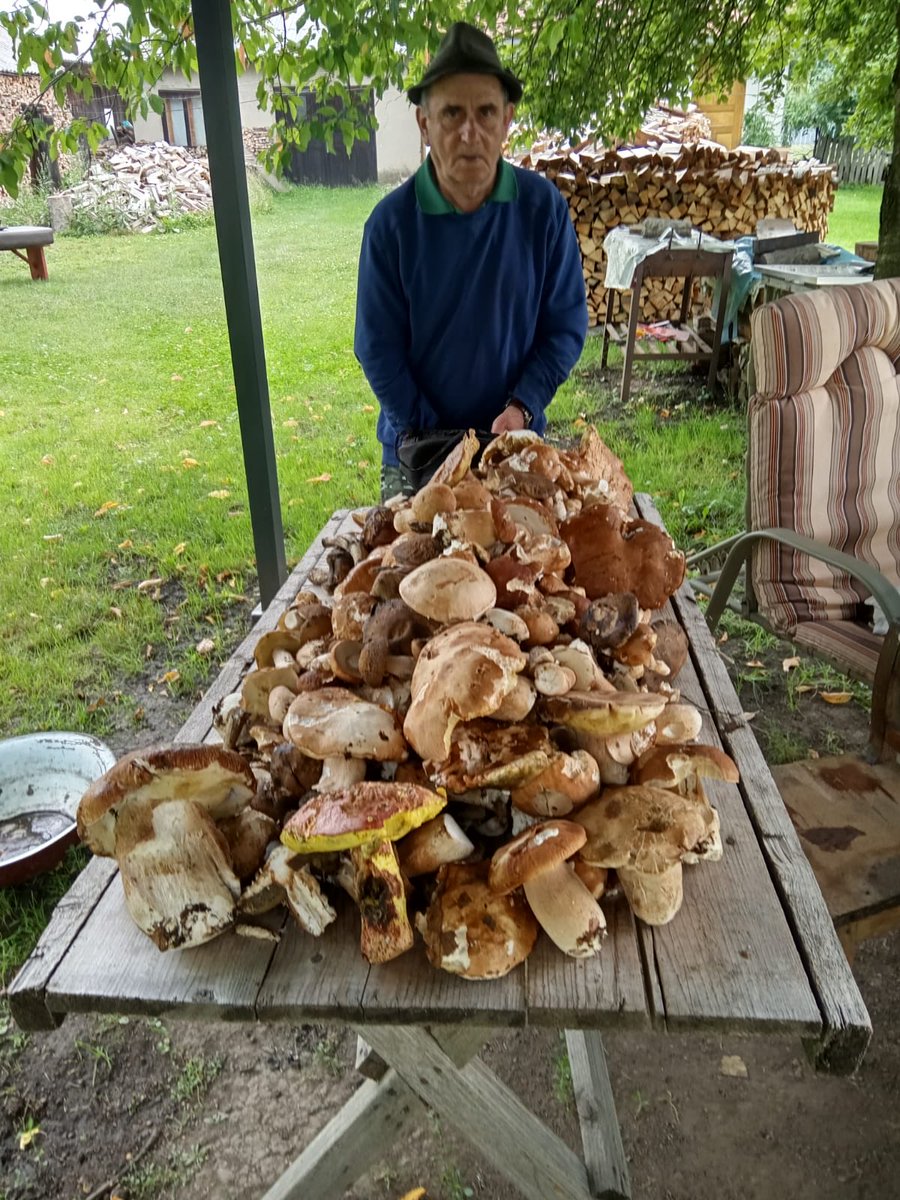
xmin=42 ymin=533 xmax=63 ymax=542
xmin=182 ymin=457 xmax=199 ymax=469
xmin=40 ymin=454 xmax=54 ymax=466
xmin=573 ymin=416 xmax=587 ymax=428
xmin=160 ymin=669 xmax=181 ymax=684
xmin=94 ymin=501 xmax=121 ymax=517
xmin=741 ymin=710 xmax=757 ymax=722
xmin=196 ymin=637 xmax=215 ymax=655
xmin=137 ymin=578 xmax=163 ymax=593
xmin=720 ymin=1055 xmax=748 ymax=1078
xmin=821 ymin=691 xmax=852 ymax=705
xmin=808 ymin=748 xmax=820 ymax=759
xmin=199 ymin=419 xmax=219 ymax=428
xmin=86 ymin=697 xmax=107 ymax=712
xmin=361 ymin=404 xmax=375 ymax=413
xmin=795 ymin=683 xmax=816 ymax=694
xmin=216 ymin=570 xmax=235 ymax=583
xmin=283 ymin=418 xmax=299 ymax=428
xmin=173 ymin=542 xmax=187 ymax=556
xmin=745 ymin=659 xmax=765 ymax=669
xmin=357 ymin=460 xmax=370 ymax=470
xmin=133 ymin=706 xmax=145 ymax=721
xmin=207 ymin=490 xmax=231 ymax=499
xmin=118 ymin=539 xmax=133 ymax=550
xmin=171 ymin=372 xmax=184 ymax=381
xmin=40 ymin=577 xmax=51 ymax=588
xmin=18 ymin=1126 xmax=40 ymax=1150
xmin=782 ymin=656 xmax=801 ymax=671
xmin=398 ymin=1190 xmax=427 ymax=1200
xmin=305 ymin=472 xmax=332 ymax=484
xmin=717 ymin=630 xmax=729 ymax=644
xmin=109 ymin=606 xmax=123 ymax=619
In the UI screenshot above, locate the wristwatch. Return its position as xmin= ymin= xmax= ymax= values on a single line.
xmin=504 ymin=397 xmax=533 ymax=428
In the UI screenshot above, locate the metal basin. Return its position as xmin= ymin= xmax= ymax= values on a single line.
xmin=0 ymin=732 xmax=116 ymax=887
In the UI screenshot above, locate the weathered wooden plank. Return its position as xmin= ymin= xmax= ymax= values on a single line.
xmin=362 ymin=1024 xmax=596 ymax=1200
xmin=770 ymin=757 xmax=900 ymax=924
xmin=565 ymin=1030 xmax=631 ymax=1200
xmin=44 ymin=877 xmax=276 ymax=1020
xmin=361 ymin=938 xmax=526 ymax=1025
xmin=8 ymin=857 xmax=118 ymax=1031
xmin=255 ymin=904 xmax=371 ymax=1023
xmin=635 ymin=494 xmax=871 ymax=1072
xmin=646 ymin=628 xmax=822 ymax=1033
xmin=525 ymin=894 xmax=650 ymax=1029
xmin=264 ymin=1026 xmax=491 ymax=1200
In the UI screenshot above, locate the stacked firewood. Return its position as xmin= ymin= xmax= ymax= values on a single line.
xmin=520 ymin=142 xmax=837 ymax=324
xmin=635 ymin=105 xmax=713 ymax=145
xmin=57 ymin=141 xmax=212 ymax=231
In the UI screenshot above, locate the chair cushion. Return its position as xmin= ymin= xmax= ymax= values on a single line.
xmin=791 ymin=620 xmax=882 ymax=684
xmin=749 ymin=282 xmax=900 ymax=633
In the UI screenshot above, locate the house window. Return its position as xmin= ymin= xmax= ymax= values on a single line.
xmin=161 ymin=93 xmax=206 ymax=147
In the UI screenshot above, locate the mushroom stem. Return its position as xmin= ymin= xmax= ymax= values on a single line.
xmin=617 ymin=862 xmax=683 ymax=925
xmin=398 ymin=812 xmax=475 ymax=877
xmin=522 ymin=863 xmax=606 ymax=957
xmin=351 ymin=840 xmax=414 ymax=963
xmin=316 ymin=757 xmax=367 ymax=792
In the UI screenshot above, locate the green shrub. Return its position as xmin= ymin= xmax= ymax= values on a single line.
xmin=742 ymin=103 xmax=776 ymax=148
xmin=64 ymin=198 xmax=131 ymax=237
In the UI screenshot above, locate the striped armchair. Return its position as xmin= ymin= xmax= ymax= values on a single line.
xmin=701 ymin=279 xmax=900 ymax=760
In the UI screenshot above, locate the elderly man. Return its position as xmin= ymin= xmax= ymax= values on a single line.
xmin=354 ymin=22 xmax=589 ymax=499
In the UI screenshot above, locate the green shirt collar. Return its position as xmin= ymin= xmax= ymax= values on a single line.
xmin=415 ymin=156 xmax=518 ymax=215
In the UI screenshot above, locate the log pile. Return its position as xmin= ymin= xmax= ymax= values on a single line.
xmin=57 ymin=141 xmax=212 ymax=231
xmin=520 ymin=141 xmax=837 ymax=325
xmin=635 ymin=105 xmax=712 ymax=145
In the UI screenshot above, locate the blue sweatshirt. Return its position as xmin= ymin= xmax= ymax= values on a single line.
xmin=354 ymin=158 xmax=589 ymax=466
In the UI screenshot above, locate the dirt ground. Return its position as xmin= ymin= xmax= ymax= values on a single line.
xmin=3 ymin=385 xmax=897 ymax=1200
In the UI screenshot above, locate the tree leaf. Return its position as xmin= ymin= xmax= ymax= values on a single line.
xmin=305 ymin=472 xmax=332 ymax=484
xmin=782 ymin=655 xmax=801 ymax=671
xmin=821 ymin=691 xmax=852 ymax=704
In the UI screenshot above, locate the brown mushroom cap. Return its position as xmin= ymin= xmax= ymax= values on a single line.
xmin=403 ymin=622 xmax=526 ymax=763
xmin=430 ymin=429 xmax=482 ymax=487
xmin=489 ymin=819 xmax=587 ymax=895
xmin=574 ymin=785 xmax=712 ymax=873
xmin=634 ymin=745 xmax=740 ymax=789
xmin=431 ymin=719 xmax=551 ymax=792
xmin=420 ymin=861 xmax=539 ymax=979
xmin=399 ymin=556 xmax=496 ymax=624
xmin=282 ymin=687 xmax=407 ymax=763
xmin=78 ymin=743 xmax=256 ymax=856
xmin=561 ymin=505 xmax=685 ymax=609
xmin=281 ymin=780 xmax=445 ymax=854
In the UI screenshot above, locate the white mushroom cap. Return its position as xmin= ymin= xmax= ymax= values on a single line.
xmin=283 ymin=687 xmax=407 ymax=763
xmin=399 ymin=556 xmax=497 ymax=624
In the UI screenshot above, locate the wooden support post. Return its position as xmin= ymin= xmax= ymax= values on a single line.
xmin=566 ymin=1031 xmax=631 ymax=1199
xmin=25 ymin=245 xmax=49 ymax=280
xmin=619 ymin=268 xmax=643 ymax=403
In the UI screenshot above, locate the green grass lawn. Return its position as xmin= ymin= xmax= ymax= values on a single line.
xmin=827 ymin=183 xmax=883 ymax=251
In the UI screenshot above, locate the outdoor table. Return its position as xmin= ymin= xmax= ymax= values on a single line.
xmin=0 ymin=224 xmax=53 ymax=280
xmin=8 ymin=496 xmax=872 ymax=1200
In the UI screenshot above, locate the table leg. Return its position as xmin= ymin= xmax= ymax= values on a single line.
xmin=362 ymin=1024 xmax=600 ymax=1200
xmin=260 ymin=1026 xmax=490 ymax=1200
xmin=620 ymin=279 xmax=642 ymax=404
xmin=601 ymin=287 xmax=615 ymax=368
xmin=566 ymin=1031 xmax=630 ymax=1199
xmin=25 ymin=245 xmax=49 ymax=281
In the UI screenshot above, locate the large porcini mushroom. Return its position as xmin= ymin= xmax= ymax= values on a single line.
xmin=282 ymin=687 xmax=407 ymax=791
xmin=561 ymin=505 xmax=685 ymax=608
xmin=77 ymin=744 xmax=256 ymax=857
xmin=574 ymin=786 xmax=714 ymax=925
xmin=398 ymin=556 xmax=496 ymax=624
xmin=403 ymin=622 xmax=526 ymax=763
xmin=350 ymin=838 xmax=416 ymax=962
xmin=419 ymin=861 xmax=538 ymax=979
xmin=115 ymin=798 xmax=241 ymax=950
xmin=280 ymin=780 xmax=445 ymax=855
xmin=540 ymin=689 xmax=667 ymax=737
xmin=559 ymin=427 xmax=633 ymax=510
xmin=219 ymin=807 xmax=278 ymax=881
xmin=430 ymin=719 xmax=551 ymax=794
xmin=489 ymin=820 xmax=606 ymax=957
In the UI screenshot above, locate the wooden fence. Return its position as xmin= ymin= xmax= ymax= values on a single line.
xmin=814 ymin=134 xmax=889 ymax=185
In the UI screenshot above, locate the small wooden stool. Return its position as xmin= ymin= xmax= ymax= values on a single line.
xmin=0 ymin=224 xmax=54 ymax=280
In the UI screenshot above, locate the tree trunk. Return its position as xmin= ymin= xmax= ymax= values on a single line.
xmin=875 ymin=6 xmax=900 ymax=279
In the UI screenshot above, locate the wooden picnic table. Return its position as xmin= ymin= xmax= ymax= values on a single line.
xmin=0 ymin=224 xmax=53 ymax=280
xmin=8 ymin=496 xmax=871 ymax=1200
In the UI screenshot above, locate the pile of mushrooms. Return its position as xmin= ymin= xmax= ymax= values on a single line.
xmin=77 ymin=426 xmax=739 ymax=976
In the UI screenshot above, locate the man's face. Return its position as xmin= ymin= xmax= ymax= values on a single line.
xmin=416 ymin=73 xmax=514 ymax=197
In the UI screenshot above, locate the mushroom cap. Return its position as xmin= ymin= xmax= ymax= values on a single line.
xmin=510 ymin=750 xmax=600 ymax=817
xmin=561 ymin=427 xmax=633 ymax=509
xmin=489 ymin=819 xmax=587 ymax=894
xmin=634 ymin=745 xmax=740 ymax=788
xmin=403 ymin=622 xmax=526 ymax=763
xmin=281 ymin=780 xmax=446 ymax=854
xmin=574 ymin=785 xmax=712 ymax=873
xmin=420 ymin=861 xmax=539 ymax=979
xmin=430 ymin=428 xmax=482 ymax=487
xmin=430 ymin=719 xmax=551 ymax=792
xmin=399 ymin=556 xmax=496 ymax=623
xmin=540 ymin=689 xmax=666 ymax=735
xmin=77 ymin=743 xmax=256 ymax=857
xmin=561 ymin=505 xmax=685 ymax=609
xmin=282 ymin=687 xmax=407 ymax=762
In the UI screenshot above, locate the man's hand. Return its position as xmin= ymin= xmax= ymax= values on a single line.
xmin=491 ymin=402 xmax=527 ymax=434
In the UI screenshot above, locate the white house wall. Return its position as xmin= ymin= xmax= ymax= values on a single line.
xmin=132 ymin=68 xmax=421 ymax=181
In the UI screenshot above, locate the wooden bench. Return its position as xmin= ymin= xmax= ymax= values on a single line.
xmin=0 ymin=224 xmax=54 ymax=280
xmin=8 ymin=498 xmax=872 ymax=1200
